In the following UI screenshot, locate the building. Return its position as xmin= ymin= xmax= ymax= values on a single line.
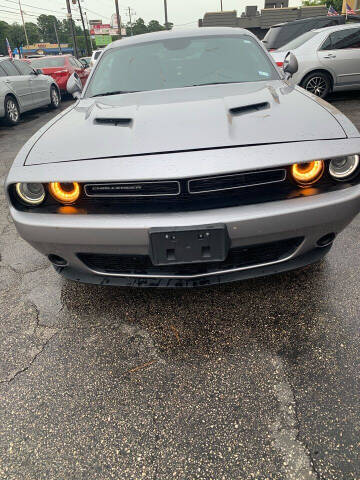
xmin=199 ymin=5 xmax=328 ymax=39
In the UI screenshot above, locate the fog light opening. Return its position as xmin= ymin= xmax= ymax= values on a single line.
xmin=48 ymin=254 xmax=68 ymax=266
xmin=317 ymin=233 xmax=336 ymax=248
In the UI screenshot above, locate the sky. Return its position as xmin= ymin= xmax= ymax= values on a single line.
xmin=1 ymin=0 xmax=302 ymax=28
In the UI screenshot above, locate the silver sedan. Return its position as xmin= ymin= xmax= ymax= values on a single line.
xmin=5 ymin=28 xmax=360 ymax=288
xmin=271 ymin=24 xmax=360 ymax=98
xmin=0 ymin=58 xmax=60 ymax=125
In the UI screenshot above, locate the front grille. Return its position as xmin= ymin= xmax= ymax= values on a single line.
xmin=78 ymin=237 xmax=303 ymax=277
xmin=85 ymin=181 xmax=180 ymax=197
xmin=77 ymin=168 xmax=288 ymax=214
xmin=188 ymin=169 xmax=285 ymax=194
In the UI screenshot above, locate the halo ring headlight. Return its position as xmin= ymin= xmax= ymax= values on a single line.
xmin=15 ymin=183 xmax=45 ymax=205
xmin=329 ymin=154 xmax=359 ymax=180
xmin=49 ymin=182 xmax=80 ymax=204
xmin=291 ymin=161 xmax=324 ymax=187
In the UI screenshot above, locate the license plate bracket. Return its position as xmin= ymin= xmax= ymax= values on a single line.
xmin=149 ymin=225 xmax=229 ymax=266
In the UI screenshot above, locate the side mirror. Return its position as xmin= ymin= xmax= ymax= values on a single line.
xmin=283 ymin=52 xmax=298 ymax=79
xmin=33 ymin=68 xmax=43 ymax=75
xmin=67 ymin=72 xmax=83 ymax=98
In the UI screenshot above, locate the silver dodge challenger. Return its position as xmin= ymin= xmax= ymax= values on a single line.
xmin=5 ymin=28 xmax=360 ymax=288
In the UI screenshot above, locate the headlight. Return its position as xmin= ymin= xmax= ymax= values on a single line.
xmin=329 ymin=154 xmax=359 ymax=180
xmin=15 ymin=183 xmax=45 ymax=205
xmin=49 ymin=182 xmax=81 ymax=204
xmin=291 ymin=161 xmax=324 ymax=187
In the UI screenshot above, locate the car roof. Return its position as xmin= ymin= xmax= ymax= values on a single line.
xmin=313 ymin=22 xmax=360 ymax=33
xmin=109 ymin=27 xmax=255 ymax=49
xmin=29 ymin=54 xmax=72 ymax=59
xmin=272 ymin=15 xmax=343 ymax=28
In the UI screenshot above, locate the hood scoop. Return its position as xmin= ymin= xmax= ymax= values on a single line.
xmin=230 ymin=102 xmax=270 ymax=116
xmin=95 ymin=117 xmax=133 ymax=127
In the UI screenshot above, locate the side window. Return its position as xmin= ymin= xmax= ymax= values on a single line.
xmin=1 ymin=61 xmax=20 ymax=76
xmin=74 ymin=58 xmax=83 ymax=68
xmin=69 ymin=57 xmax=80 ymax=67
xmin=330 ymin=28 xmax=360 ymax=49
xmin=0 ymin=65 xmax=7 ymax=77
xmin=321 ymin=35 xmax=332 ymax=50
xmin=13 ymin=60 xmax=35 ymax=75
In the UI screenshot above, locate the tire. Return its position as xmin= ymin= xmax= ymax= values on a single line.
xmin=300 ymin=71 xmax=332 ymax=99
xmin=4 ymin=96 xmax=20 ymax=125
xmin=48 ymin=85 xmax=60 ymax=109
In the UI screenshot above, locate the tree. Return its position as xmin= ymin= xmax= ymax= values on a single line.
xmin=0 ymin=21 xmax=11 ymax=55
xmin=8 ymin=24 xmax=26 ymax=51
xmin=24 ymin=22 xmax=41 ymax=44
xmin=37 ymin=14 xmax=61 ymax=43
xmin=125 ymin=18 xmax=173 ymax=37
xmin=147 ymin=20 xmax=165 ymax=32
xmin=127 ymin=18 xmax=148 ymax=36
xmin=302 ymin=0 xmax=342 ymax=13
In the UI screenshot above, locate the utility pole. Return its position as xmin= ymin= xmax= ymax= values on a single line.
xmin=164 ymin=0 xmax=170 ymax=29
xmin=65 ymin=0 xmax=79 ymax=58
xmin=220 ymin=0 xmax=223 ymax=11
xmin=77 ymin=0 xmax=91 ymax=56
xmin=54 ymin=21 xmax=62 ymax=54
xmin=19 ymin=0 xmax=29 ymax=46
xmin=128 ymin=7 xmax=133 ymax=36
xmin=115 ymin=0 xmax=122 ymax=38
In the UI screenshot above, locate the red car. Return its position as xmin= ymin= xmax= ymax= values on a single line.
xmin=28 ymin=55 xmax=90 ymax=95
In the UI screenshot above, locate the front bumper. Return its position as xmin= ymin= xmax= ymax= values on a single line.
xmin=10 ymin=184 xmax=360 ymax=287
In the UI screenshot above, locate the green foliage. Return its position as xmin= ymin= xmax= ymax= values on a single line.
xmin=0 ymin=21 xmax=11 ymax=55
xmin=37 ymin=14 xmax=61 ymax=43
xmin=302 ymin=0 xmax=342 ymax=12
xmin=0 ymin=13 xmax=170 ymax=56
xmin=126 ymin=17 xmax=172 ymax=37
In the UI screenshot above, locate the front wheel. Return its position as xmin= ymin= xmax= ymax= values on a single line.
xmin=49 ymin=86 xmax=60 ymax=109
xmin=300 ymin=71 xmax=332 ymax=99
xmin=4 ymin=96 xmax=20 ymax=125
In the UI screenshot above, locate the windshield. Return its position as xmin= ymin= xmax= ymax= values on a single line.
xmin=278 ymin=30 xmax=319 ymax=51
xmin=86 ymin=35 xmax=278 ymax=97
xmin=30 ymin=57 xmax=66 ymax=68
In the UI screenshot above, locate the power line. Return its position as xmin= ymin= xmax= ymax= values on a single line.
xmin=0 ymin=4 xmax=69 ymax=18
xmin=2 ymin=0 xmax=67 ymax=15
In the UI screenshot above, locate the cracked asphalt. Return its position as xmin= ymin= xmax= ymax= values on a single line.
xmin=0 ymin=93 xmax=359 ymax=479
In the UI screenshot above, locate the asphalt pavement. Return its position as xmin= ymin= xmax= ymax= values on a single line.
xmin=0 ymin=93 xmax=359 ymax=480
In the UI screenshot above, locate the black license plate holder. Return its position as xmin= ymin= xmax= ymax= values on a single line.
xmin=150 ymin=225 xmax=229 ymax=266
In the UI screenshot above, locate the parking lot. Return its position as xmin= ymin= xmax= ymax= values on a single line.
xmin=0 ymin=92 xmax=359 ymax=479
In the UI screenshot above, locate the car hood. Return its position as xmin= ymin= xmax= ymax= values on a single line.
xmin=25 ymin=81 xmax=347 ymax=166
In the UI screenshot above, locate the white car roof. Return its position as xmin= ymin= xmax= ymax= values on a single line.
xmin=313 ymin=23 xmax=360 ymax=34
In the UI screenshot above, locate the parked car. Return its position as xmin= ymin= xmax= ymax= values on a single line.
xmin=28 ymin=55 xmax=90 ymax=95
xmin=271 ymin=24 xmax=360 ymax=98
xmin=5 ymin=28 xmax=360 ymax=287
xmin=262 ymin=15 xmax=360 ymax=51
xmin=90 ymin=50 xmax=103 ymax=68
xmin=79 ymin=56 xmax=91 ymax=68
xmin=0 ymin=58 xmax=60 ymax=125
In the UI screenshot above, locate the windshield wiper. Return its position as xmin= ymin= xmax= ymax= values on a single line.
xmin=188 ymin=81 xmax=240 ymax=87
xmin=91 ymin=90 xmax=138 ymax=98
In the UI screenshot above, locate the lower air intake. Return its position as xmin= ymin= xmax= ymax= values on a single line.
xmin=78 ymin=237 xmax=303 ymax=277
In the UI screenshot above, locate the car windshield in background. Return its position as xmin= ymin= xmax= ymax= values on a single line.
xmin=278 ymin=31 xmax=319 ymax=51
xmin=86 ymin=35 xmax=278 ymax=97
xmin=30 ymin=57 xmax=66 ymax=68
